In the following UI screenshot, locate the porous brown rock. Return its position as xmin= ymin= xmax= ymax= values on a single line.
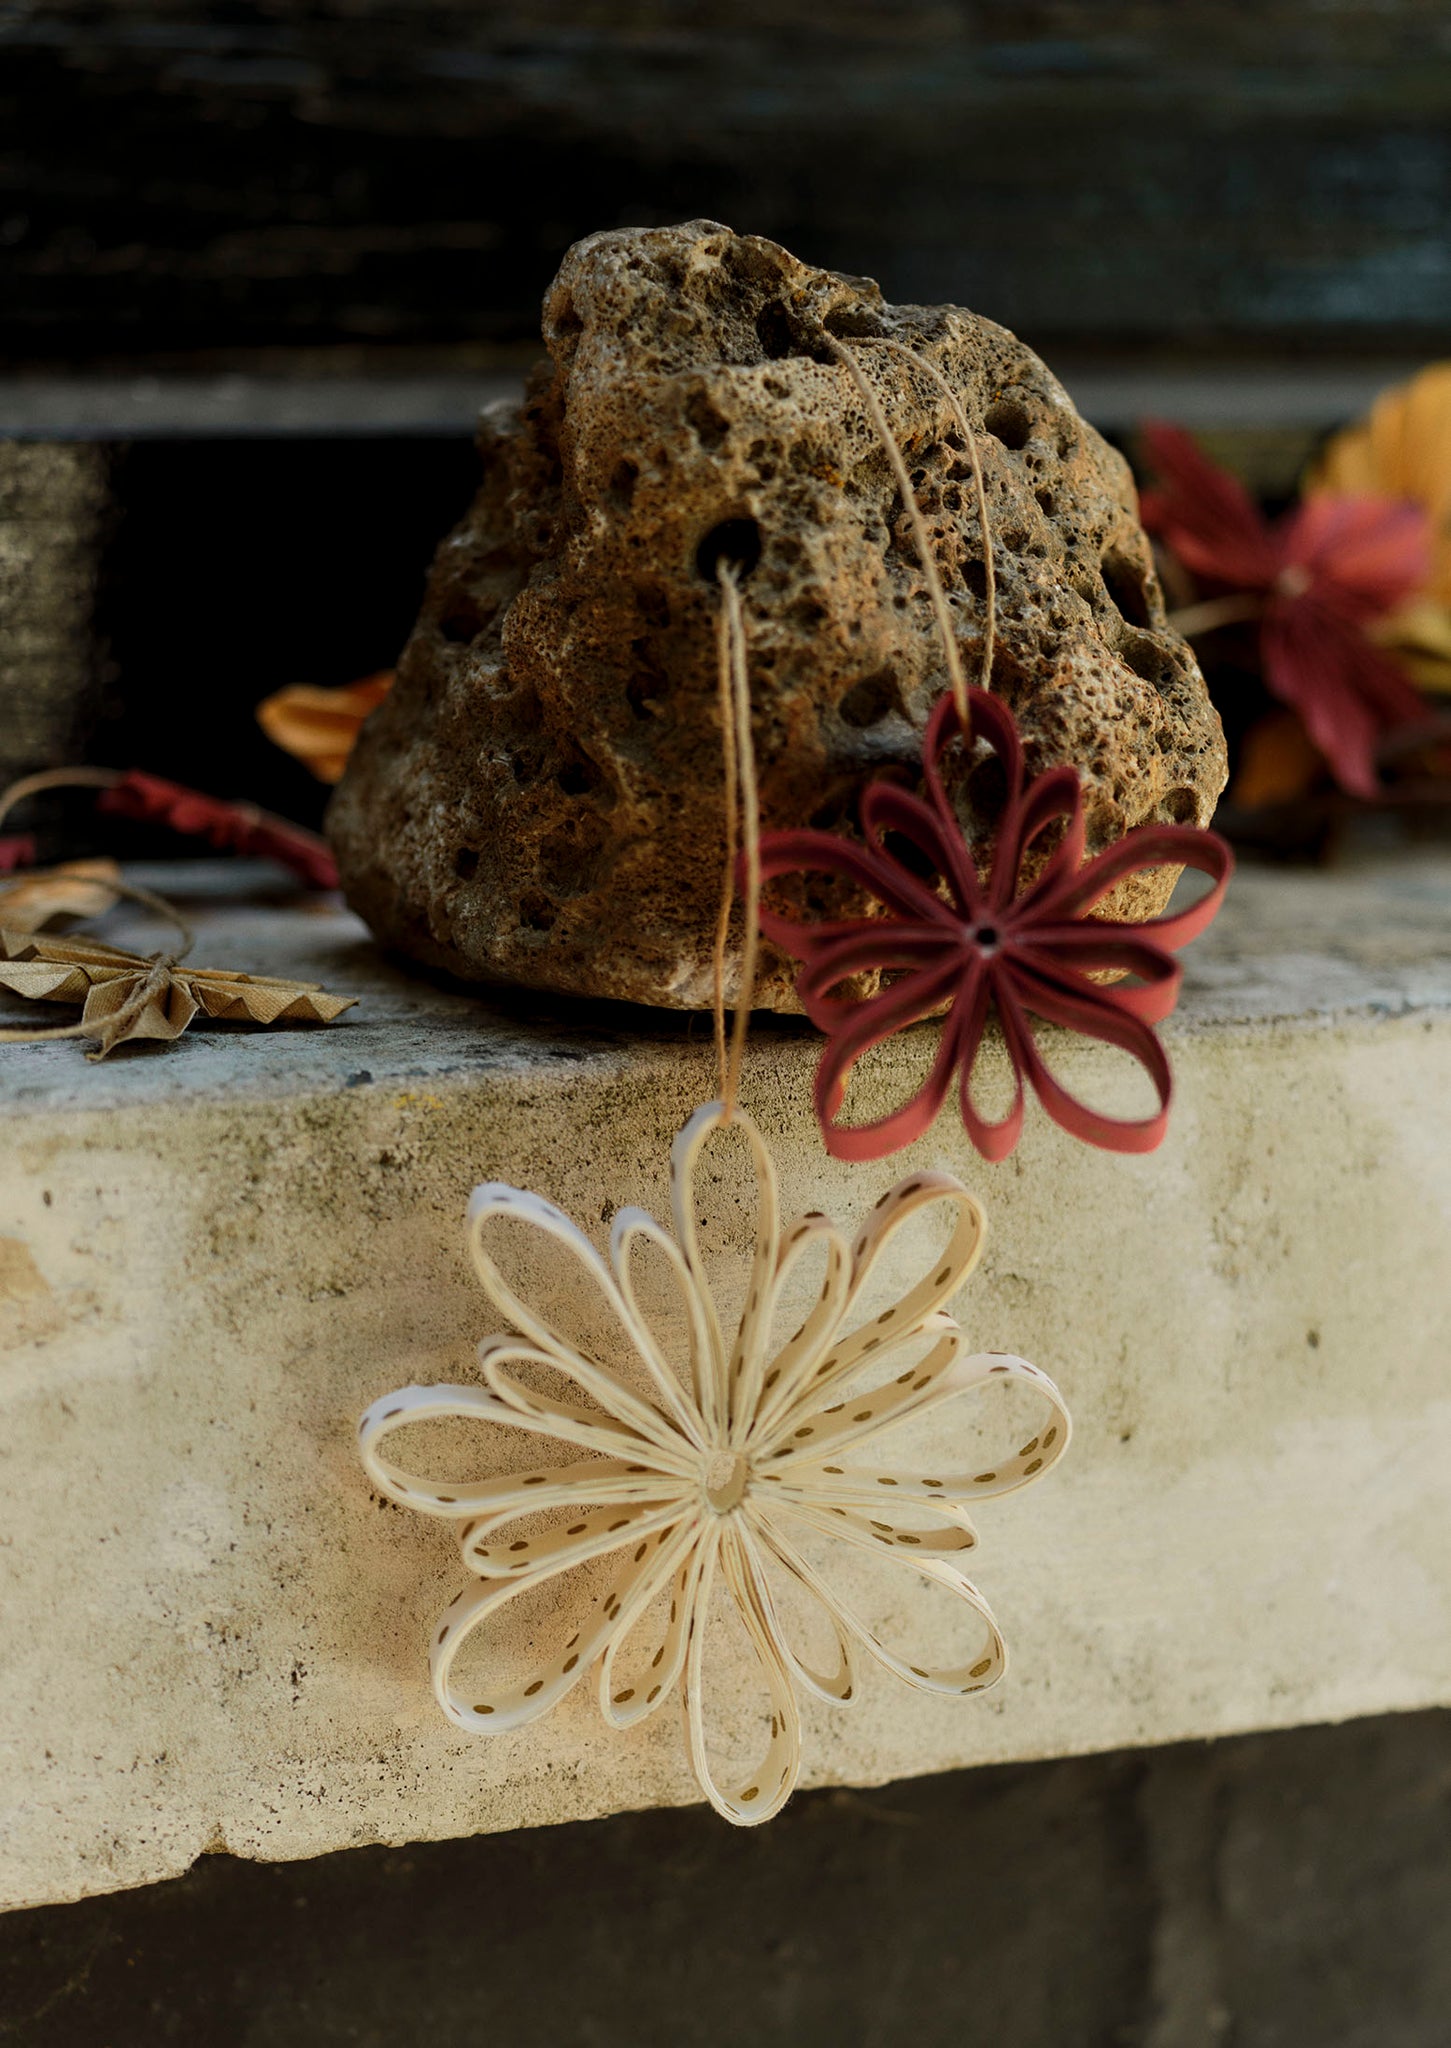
xmin=329 ymin=220 xmax=1227 ymax=1010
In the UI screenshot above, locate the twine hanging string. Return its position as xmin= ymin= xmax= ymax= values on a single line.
xmin=0 ymin=765 xmax=125 ymax=819
xmin=0 ymin=763 xmax=201 ymax=1048
xmin=823 ymin=334 xmax=998 ymax=739
xmin=712 ymin=560 xmax=761 ymax=1122
xmin=710 ymin=340 xmax=999 ymax=1112
xmin=850 ymin=336 xmax=997 ymax=707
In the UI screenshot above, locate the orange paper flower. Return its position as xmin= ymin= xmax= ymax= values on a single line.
xmin=256 ymin=673 xmax=394 ymax=784
xmin=1308 ymin=363 xmax=1451 ymax=695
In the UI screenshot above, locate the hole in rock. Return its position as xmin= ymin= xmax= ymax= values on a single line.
xmin=635 ymin=579 xmax=672 ymax=630
xmin=626 ymin=673 xmax=667 ymax=718
xmin=454 ymin=847 xmax=480 ymax=880
xmin=984 ymin=398 xmax=1033 ymax=451
xmin=539 ymin=813 xmax=609 ymax=894
xmin=822 ymin=304 xmax=887 ymax=342
xmin=988 ymin=643 xmax=1030 ymax=696
xmin=755 ymin=300 xmax=798 ymax=361
xmin=556 ymin=754 xmax=603 ymax=797
xmin=686 ymin=389 xmax=730 ymax=450
xmin=608 ymin=460 xmax=638 ymax=510
xmin=1157 ymin=786 xmax=1199 ymax=825
xmin=696 ymin=518 xmax=762 ymax=583
xmin=1119 ymin=632 xmax=1172 ymax=687
xmin=1102 ymin=550 xmax=1154 ymax=630
xmin=809 ymin=787 xmax=854 ymax=831
xmin=438 ymin=595 xmax=489 ymax=645
xmin=839 ymin=670 xmax=901 ymax=728
xmin=519 ymin=889 xmax=558 ymax=931
xmin=962 ymin=753 xmax=1010 ymax=830
xmin=882 ymin=831 xmax=939 ymax=884
xmin=626 ymin=637 xmax=671 ymax=719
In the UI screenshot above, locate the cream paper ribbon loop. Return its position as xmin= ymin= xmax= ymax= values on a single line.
xmin=359 ymin=1101 xmax=1070 ymax=1826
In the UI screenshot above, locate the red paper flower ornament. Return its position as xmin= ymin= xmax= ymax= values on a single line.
xmin=0 ymin=835 xmax=38 ymax=874
xmin=97 ymin=772 xmax=339 ymax=889
xmin=1140 ymin=421 xmax=1431 ymax=798
xmin=756 ymin=689 xmax=1232 ymax=1164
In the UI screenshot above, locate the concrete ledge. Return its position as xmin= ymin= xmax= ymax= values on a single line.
xmin=0 ymin=359 xmax=1426 ymax=438
xmin=1 ymin=852 xmax=1449 ymax=1909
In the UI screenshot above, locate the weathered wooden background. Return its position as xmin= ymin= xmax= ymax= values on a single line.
xmin=3 ymin=0 xmax=1451 ymax=369
xmin=3 ymin=2 xmax=1450 ymax=802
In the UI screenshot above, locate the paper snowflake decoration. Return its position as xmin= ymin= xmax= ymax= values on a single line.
xmin=360 ymin=1101 xmax=1069 ymax=1825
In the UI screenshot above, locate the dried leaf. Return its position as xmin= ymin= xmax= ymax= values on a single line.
xmin=256 ymin=673 xmax=394 ymax=784
xmin=0 ymin=930 xmax=356 ymax=1059
xmin=1308 ymin=362 xmax=1451 ymax=692
xmin=1230 ymin=710 xmax=1325 ymax=809
xmin=0 ymin=858 xmax=123 ymax=934
xmin=1310 ymin=362 xmax=1451 ymax=610
xmin=1370 ymin=599 xmax=1451 ymax=696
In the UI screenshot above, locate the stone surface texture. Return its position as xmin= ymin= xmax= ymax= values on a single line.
xmin=0 ymin=441 xmax=113 ymax=792
xmin=329 ymin=220 xmax=1226 ymax=1009
xmin=0 ymin=848 xmax=1447 ymax=1912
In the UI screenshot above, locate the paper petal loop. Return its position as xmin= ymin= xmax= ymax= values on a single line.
xmin=761 ymin=1507 xmax=1006 ymax=1699
xmin=684 ymin=1528 xmax=803 ymax=1825
xmin=598 ymin=1536 xmax=707 ymax=1730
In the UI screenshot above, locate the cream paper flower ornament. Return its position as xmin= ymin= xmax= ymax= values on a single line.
xmin=359 ymin=1101 xmax=1069 ymax=1825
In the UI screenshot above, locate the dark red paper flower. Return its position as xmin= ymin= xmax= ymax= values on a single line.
xmin=756 ymin=689 xmax=1232 ymax=1163
xmin=1140 ymin=421 xmax=1431 ymax=800
xmin=97 ymin=772 xmax=338 ymax=889
xmin=0 ymin=835 xmax=38 ymax=874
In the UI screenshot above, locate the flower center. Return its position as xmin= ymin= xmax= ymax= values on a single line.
xmin=702 ymin=1448 xmax=750 ymax=1514
xmin=1275 ymin=563 xmax=1313 ymax=600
